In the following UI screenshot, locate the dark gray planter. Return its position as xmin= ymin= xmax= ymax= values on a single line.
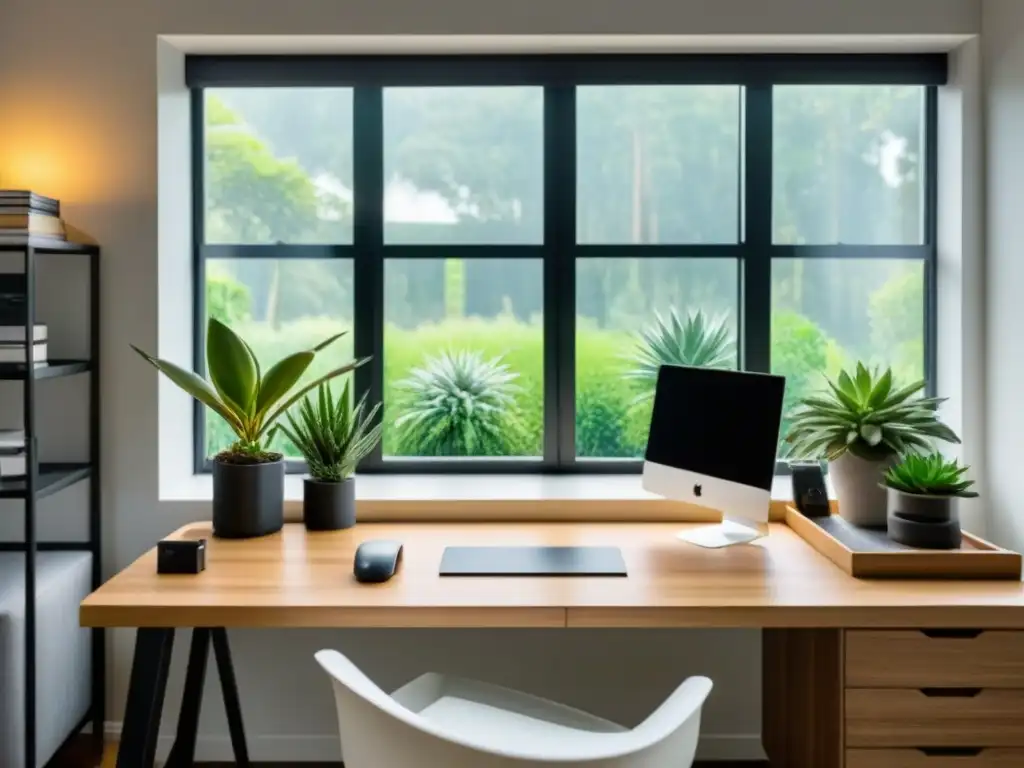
xmin=304 ymin=477 xmax=356 ymax=531
xmin=886 ymin=487 xmax=962 ymax=550
xmin=212 ymin=458 xmax=284 ymax=539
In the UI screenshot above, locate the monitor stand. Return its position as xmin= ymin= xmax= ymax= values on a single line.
xmin=677 ymin=519 xmax=769 ymax=549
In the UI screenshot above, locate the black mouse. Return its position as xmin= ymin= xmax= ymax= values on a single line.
xmin=353 ymin=539 xmax=404 ymax=583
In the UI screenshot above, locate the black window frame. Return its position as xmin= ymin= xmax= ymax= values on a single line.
xmin=188 ymin=53 xmax=944 ymax=475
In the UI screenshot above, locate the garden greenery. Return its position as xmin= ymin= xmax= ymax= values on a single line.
xmin=624 ymin=309 xmax=736 ymax=404
xmin=393 ymin=349 xmax=528 ymax=457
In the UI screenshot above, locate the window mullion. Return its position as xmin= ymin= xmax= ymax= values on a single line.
xmin=353 ymin=86 xmax=385 ymax=469
xmin=544 ymin=85 xmax=577 ymax=469
xmin=742 ymin=84 xmax=773 ymax=374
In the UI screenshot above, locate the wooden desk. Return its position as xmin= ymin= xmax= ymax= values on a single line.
xmin=83 ymin=522 xmax=1024 ymax=768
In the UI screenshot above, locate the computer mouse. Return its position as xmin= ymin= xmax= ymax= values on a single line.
xmin=353 ymin=539 xmax=404 ymax=583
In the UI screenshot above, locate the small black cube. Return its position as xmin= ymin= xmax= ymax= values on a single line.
xmin=157 ymin=538 xmax=207 ymax=574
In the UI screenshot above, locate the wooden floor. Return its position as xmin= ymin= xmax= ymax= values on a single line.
xmin=85 ymin=744 xmax=769 ymax=766
xmin=86 ymin=743 xmax=768 ymax=767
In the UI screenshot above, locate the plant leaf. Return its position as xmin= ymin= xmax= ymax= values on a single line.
xmin=254 ymin=351 xmax=315 ymax=421
xmin=131 ymin=344 xmax=242 ymax=434
xmin=207 ymin=318 xmax=258 ymax=416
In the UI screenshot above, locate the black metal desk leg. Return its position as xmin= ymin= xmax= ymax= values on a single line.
xmin=117 ymin=628 xmax=175 ymax=767
xmin=166 ymin=628 xmax=211 ymax=767
xmin=212 ymin=628 xmax=250 ymax=765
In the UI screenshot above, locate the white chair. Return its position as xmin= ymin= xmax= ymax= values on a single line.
xmin=315 ymin=649 xmax=712 ymax=768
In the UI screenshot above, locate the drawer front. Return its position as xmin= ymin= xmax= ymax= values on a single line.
xmin=846 ymin=631 xmax=1024 ymax=688
xmin=846 ymin=689 xmax=1024 ymax=748
xmin=847 ymin=749 xmax=1024 ymax=768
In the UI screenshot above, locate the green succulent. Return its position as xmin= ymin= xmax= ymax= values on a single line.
xmin=132 ymin=317 xmax=368 ymax=463
xmin=884 ymin=453 xmax=979 ymax=498
xmin=624 ymin=309 xmax=735 ymax=404
xmin=279 ymin=380 xmax=382 ymax=482
xmin=785 ymin=363 xmax=960 ymax=461
xmin=393 ymin=349 xmax=527 ymax=457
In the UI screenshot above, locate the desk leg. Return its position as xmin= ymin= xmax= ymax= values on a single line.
xmin=166 ymin=628 xmax=211 ymax=767
xmin=763 ymin=628 xmax=843 ymax=768
xmin=117 ymin=628 xmax=175 ymax=768
xmin=213 ymin=628 xmax=250 ymax=766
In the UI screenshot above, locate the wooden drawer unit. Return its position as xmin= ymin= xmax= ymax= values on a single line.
xmin=846 ymin=630 xmax=1024 ymax=688
xmin=846 ymin=689 xmax=1024 ymax=748
xmin=847 ymin=749 xmax=1024 ymax=767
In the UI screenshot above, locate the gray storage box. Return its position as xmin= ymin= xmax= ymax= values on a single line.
xmin=0 ymin=551 xmax=92 ymax=768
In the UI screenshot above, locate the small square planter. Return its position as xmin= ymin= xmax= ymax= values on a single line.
xmin=304 ymin=477 xmax=356 ymax=531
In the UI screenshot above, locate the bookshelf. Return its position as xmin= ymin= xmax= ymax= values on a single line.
xmin=0 ymin=238 xmax=102 ymax=767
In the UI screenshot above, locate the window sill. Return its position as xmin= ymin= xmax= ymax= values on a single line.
xmin=160 ymin=473 xmax=823 ymax=523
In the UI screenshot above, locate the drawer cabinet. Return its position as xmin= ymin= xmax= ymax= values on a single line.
xmin=846 ymin=631 xmax=1024 ymax=688
xmin=846 ymin=749 xmax=1024 ymax=768
xmin=846 ymin=689 xmax=1024 ymax=748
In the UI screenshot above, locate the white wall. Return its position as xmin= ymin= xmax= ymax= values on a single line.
xmin=0 ymin=0 xmax=984 ymax=761
xmin=983 ymin=0 xmax=1024 ymax=552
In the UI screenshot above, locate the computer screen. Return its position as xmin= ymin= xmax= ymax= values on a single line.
xmin=644 ymin=365 xmax=786 ymax=492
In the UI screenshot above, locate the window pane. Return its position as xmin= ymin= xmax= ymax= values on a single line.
xmin=204 ymin=258 xmax=354 ymax=458
xmin=576 ymin=257 xmax=739 ymax=458
xmin=773 ymin=86 xmax=925 ymax=245
xmin=204 ymin=88 xmax=353 ymax=244
xmin=577 ymin=86 xmax=741 ymax=244
xmin=383 ymin=87 xmax=544 ymax=245
xmin=771 ymin=259 xmax=925 ymax=444
xmin=383 ymin=258 xmax=543 ymax=457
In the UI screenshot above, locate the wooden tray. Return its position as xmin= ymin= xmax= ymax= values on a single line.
xmin=785 ymin=505 xmax=1023 ymax=580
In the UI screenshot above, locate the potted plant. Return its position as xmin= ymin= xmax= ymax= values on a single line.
xmin=280 ymin=380 xmax=382 ymax=531
xmin=132 ymin=317 xmax=367 ymax=539
xmin=785 ymin=363 xmax=960 ymax=528
xmin=883 ymin=453 xmax=978 ymax=549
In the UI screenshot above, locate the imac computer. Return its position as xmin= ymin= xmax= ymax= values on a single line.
xmin=642 ymin=365 xmax=786 ymax=548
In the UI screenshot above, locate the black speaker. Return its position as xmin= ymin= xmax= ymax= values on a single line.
xmin=157 ymin=539 xmax=207 ymax=574
xmin=790 ymin=461 xmax=830 ymax=518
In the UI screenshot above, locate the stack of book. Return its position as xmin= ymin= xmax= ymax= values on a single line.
xmin=0 ymin=190 xmax=64 ymax=244
xmin=0 ymin=274 xmax=47 ymax=365
xmin=0 ymin=429 xmax=26 ymax=478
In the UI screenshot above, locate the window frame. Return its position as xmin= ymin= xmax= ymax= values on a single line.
xmin=188 ymin=53 xmax=944 ymax=475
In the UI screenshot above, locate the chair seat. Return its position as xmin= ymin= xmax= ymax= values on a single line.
xmin=392 ymin=673 xmax=627 ymax=756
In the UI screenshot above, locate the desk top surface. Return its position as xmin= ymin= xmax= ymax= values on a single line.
xmin=80 ymin=522 xmax=1024 ymax=629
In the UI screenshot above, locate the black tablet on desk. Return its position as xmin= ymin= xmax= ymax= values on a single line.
xmin=440 ymin=546 xmax=627 ymax=576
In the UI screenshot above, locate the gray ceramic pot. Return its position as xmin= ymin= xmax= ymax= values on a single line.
xmin=828 ymin=452 xmax=896 ymax=528
xmin=886 ymin=487 xmax=956 ymax=522
xmin=212 ymin=457 xmax=285 ymax=539
xmin=303 ymin=477 xmax=356 ymax=531
xmin=886 ymin=488 xmax=961 ymax=549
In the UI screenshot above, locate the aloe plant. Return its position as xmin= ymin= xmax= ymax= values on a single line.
xmin=393 ymin=349 xmax=527 ymax=457
xmin=279 ymin=380 xmax=382 ymax=482
xmin=785 ymin=363 xmax=960 ymax=461
xmin=624 ymin=309 xmax=735 ymax=404
xmin=884 ymin=453 xmax=978 ymax=498
xmin=132 ymin=317 xmax=368 ymax=462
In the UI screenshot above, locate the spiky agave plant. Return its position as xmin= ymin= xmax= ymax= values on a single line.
xmin=393 ymin=349 xmax=527 ymax=457
xmin=884 ymin=453 xmax=978 ymax=498
xmin=785 ymin=363 xmax=960 ymax=462
xmin=132 ymin=317 xmax=368 ymax=463
xmin=279 ymin=380 xmax=382 ymax=482
xmin=624 ymin=309 xmax=735 ymax=404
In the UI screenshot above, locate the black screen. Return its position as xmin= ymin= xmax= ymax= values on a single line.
xmin=644 ymin=366 xmax=785 ymax=491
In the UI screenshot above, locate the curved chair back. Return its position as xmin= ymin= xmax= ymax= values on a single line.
xmin=315 ymin=649 xmax=711 ymax=768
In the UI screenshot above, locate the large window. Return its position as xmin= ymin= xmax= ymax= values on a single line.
xmin=189 ymin=55 xmax=942 ymax=472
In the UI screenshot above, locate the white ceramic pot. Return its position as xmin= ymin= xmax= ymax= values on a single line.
xmin=828 ymin=452 xmax=896 ymax=528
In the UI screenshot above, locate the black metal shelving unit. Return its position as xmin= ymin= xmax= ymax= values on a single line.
xmin=0 ymin=237 xmax=102 ymax=767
